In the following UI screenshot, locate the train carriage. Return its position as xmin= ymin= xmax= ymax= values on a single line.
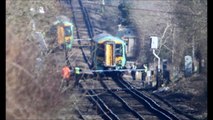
xmin=91 ymin=33 xmax=127 ymax=71
xmin=57 ymin=21 xmax=74 ymax=49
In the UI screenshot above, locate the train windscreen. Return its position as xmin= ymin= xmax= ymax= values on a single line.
xmin=115 ymin=44 xmax=123 ymax=57
xmin=64 ymin=26 xmax=72 ymax=36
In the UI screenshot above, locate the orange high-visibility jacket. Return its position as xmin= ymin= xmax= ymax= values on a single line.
xmin=62 ymin=66 xmax=71 ymax=79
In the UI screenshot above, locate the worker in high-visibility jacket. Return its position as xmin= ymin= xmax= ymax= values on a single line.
xmin=61 ymin=66 xmax=71 ymax=86
xmin=74 ymin=67 xmax=82 ymax=87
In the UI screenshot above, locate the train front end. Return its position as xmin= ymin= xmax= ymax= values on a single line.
xmin=57 ymin=21 xmax=74 ymax=49
xmin=92 ymin=33 xmax=126 ymax=70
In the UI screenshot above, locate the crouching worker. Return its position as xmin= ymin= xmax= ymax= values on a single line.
xmin=74 ymin=66 xmax=82 ymax=87
xmin=61 ymin=66 xmax=71 ymax=87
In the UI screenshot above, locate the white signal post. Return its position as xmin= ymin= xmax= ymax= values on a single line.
xmin=102 ymin=0 xmax=105 ymax=5
xmin=150 ymin=36 xmax=160 ymax=71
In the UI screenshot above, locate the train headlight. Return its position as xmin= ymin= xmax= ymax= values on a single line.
xmin=66 ymin=39 xmax=70 ymax=43
xmin=117 ymin=60 xmax=122 ymax=65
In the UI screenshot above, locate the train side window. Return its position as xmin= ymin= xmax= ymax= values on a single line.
xmin=96 ymin=44 xmax=104 ymax=57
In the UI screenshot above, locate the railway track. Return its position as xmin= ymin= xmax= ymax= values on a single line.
xmin=85 ymin=75 xmax=192 ymax=120
xmin=58 ymin=1 xmax=191 ymax=120
xmin=69 ymin=0 xmax=94 ymax=39
xmin=116 ymin=76 xmax=192 ymax=119
xmin=85 ymin=76 xmax=177 ymax=120
xmin=70 ymin=0 xmax=97 ymax=68
xmin=61 ymin=0 xmax=103 ymax=119
xmin=113 ymin=76 xmax=181 ymax=120
xmin=151 ymin=92 xmax=198 ymax=120
xmin=75 ymin=88 xmax=103 ymax=120
xmin=60 ymin=0 xmax=95 ymax=69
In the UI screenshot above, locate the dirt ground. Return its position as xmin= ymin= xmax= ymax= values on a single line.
xmin=154 ymin=73 xmax=207 ymax=120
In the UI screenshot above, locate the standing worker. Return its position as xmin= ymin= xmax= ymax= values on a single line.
xmin=74 ymin=66 xmax=82 ymax=87
xmin=141 ymin=64 xmax=148 ymax=86
xmin=61 ymin=66 xmax=71 ymax=87
xmin=131 ymin=63 xmax=137 ymax=80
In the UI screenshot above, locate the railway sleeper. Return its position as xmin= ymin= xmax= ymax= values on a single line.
xmin=115 ymin=77 xmax=180 ymax=120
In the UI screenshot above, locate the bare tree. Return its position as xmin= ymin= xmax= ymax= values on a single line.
xmin=172 ymin=0 xmax=207 ymax=73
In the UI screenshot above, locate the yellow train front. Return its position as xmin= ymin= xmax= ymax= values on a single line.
xmin=57 ymin=21 xmax=74 ymax=49
xmin=91 ymin=33 xmax=127 ymax=72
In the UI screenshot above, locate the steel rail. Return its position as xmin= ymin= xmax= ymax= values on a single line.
xmin=74 ymin=107 xmax=86 ymax=120
xmin=87 ymin=90 xmax=120 ymax=120
xmin=152 ymin=93 xmax=197 ymax=120
xmin=99 ymin=79 xmax=145 ymax=120
xmin=68 ymin=1 xmax=119 ymax=119
xmin=57 ymin=1 xmax=94 ymax=119
xmin=113 ymin=76 xmax=180 ymax=120
xmin=78 ymin=0 xmax=94 ymax=38
xmin=68 ymin=0 xmax=93 ymax=68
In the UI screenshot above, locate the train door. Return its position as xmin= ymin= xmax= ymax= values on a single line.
xmin=57 ymin=25 xmax=64 ymax=45
xmin=104 ymin=42 xmax=115 ymax=67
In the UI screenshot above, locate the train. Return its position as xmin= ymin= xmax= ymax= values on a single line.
xmin=91 ymin=33 xmax=127 ymax=71
xmin=56 ymin=21 xmax=128 ymax=76
xmin=56 ymin=20 xmax=74 ymax=49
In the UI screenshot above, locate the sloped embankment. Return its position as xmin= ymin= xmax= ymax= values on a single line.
xmin=6 ymin=0 xmax=74 ymax=119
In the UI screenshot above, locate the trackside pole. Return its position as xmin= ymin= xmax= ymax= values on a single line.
xmin=150 ymin=36 xmax=161 ymax=89
xmin=153 ymin=49 xmax=160 ymax=72
xmin=153 ymin=49 xmax=161 ymax=89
